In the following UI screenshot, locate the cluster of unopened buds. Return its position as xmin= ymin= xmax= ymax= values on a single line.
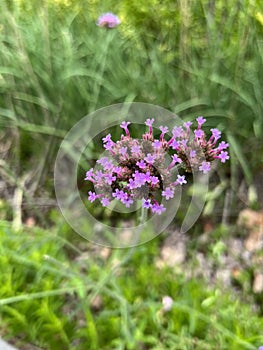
xmin=84 ymin=117 xmax=229 ymax=215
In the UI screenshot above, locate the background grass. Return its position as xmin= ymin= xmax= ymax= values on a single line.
xmin=0 ymin=0 xmax=263 ymax=349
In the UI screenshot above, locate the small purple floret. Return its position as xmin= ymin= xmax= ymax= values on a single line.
xmin=88 ymin=191 xmax=97 ymax=202
xmin=199 ymin=161 xmax=211 ymax=174
xmin=142 ymin=198 xmax=152 ymax=209
xmin=144 ymin=153 xmax=156 ymax=165
xmin=162 ymin=187 xmax=175 ymax=200
xmin=120 ymin=121 xmax=131 ymax=136
xmin=176 ymin=175 xmax=187 ymax=185
xmin=196 ymin=116 xmax=206 ymax=127
xmin=218 ymin=151 xmax=229 ymax=163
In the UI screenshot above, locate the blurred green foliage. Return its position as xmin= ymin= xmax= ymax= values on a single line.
xmin=0 ymin=0 xmax=262 ymax=165
xmin=0 ymin=220 xmax=263 ymax=349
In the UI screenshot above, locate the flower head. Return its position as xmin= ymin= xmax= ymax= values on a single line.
xmin=85 ymin=117 xmax=229 ymax=215
xmin=97 ymin=13 xmax=120 ymax=28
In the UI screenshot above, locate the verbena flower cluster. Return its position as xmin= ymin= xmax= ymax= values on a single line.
xmin=84 ymin=117 xmax=229 ymax=215
xmin=97 ymin=13 xmax=120 ymax=28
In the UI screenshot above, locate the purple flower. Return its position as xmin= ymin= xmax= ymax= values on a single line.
xmin=102 ymin=134 xmax=112 ymax=143
xmin=142 ymin=198 xmax=152 ymax=209
xmin=85 ymin=168 xmax=94 ymax=181
xmin=218 ymin=151 xmax=229 ymax=163
xmin=194 ymin=129 xmax=204 ymax=139
xmin=120 ymin=121 xmax=131 ymax=136
xmin=104 ymin=140 xmax=114 ymax=151
xmin=179 ymin=139 xmax=188 ymax=148
xmin=113 ymin=166 xmax=122 ymax=174
xmin=190 ymin=150 xmax=196 ymax=158
xmin=85 ymin=117 xmax=229 ymax=216
xmin=199 ymin=161 xmax=211 ymax=174
xmin=104 ymin=173 xmax=116 ymax=185
xmin=104 ymin=160 xmax=114 ymax=171
xmin=136 ymin=160 xmax=146 ymax=169
xmin=112 ymin=189 xmax=126 ymax=201
xmin=95 ymin=170 xmax=104 ymax=181
xmin=176 ymin=175 xmax=187 ymax=185
xmin=88 ymin=191 xmax=98 ymax=202
xmin=210 ymin=128 xmax=221 ymax=140
xmin=173 ymin=154 xmax=182 ymax=163
xmin=131 ymin=145 xmax=141 ymax=154
xmin=162 ymin=296 xmax=173 ymax=312
xmin=97 ymin=12 xmax=120 ymax=28
xmin=172 ymin=126 xmax=183 ymax=138
xmin=153 ymin=140 xmax=162 ymax=149
xmin=122 ymin=196 xmax=134 ymax=208
xmin=196 ymin=116 xmax=206 ymax=127
xmin=97 ymin=157 xmax=110 ymax=166
xmin=168 ymin=154 xmax=182 ymax=170
xmin=150 ymin=176 xmax=159 ymax=185
xmin=101 ymin=197 xmax=111 ymax=207
xmin=145 ymin=118 xmax=154 ymax=135
xmin=127 ymin=178 xmax=136 ymax=190
xmin=144 ymin=153 xmax=156 ymax=165
xmin=134 ymin=172 xmax=147 ymax=187
xmin=218 ymin=141 xmax=229 ymax=150
xmin=162 ymin=187 xmax=175 ymax=200
xmin=160 ymin=126 xmax=169 ymax=140
xmin=160 ymin=126 xmax=169 ymax=134
xmin=170 ymin=140 xmax=179 ymax=150
xmin=145 ymin=118 xmax=154 ymax=127
xmin=119 ymin=146 xmax=128 ymax=156
xmin=184 ymin=121 xmax=193 ymax=130
xmin=151 ymin=203 xmax=166 ymax=215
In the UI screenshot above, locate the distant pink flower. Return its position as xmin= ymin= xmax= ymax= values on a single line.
xmin=97 ymin=13 xmax=120 ymax=28
xmin=162 ymin=296 xmax=173 ymax=311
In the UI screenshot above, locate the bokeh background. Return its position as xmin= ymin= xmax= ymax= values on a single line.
xmin=0 ymin=0 xmax=263 ymax=349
